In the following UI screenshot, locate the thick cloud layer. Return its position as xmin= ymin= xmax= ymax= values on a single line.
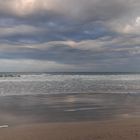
xmin=0 ymin=0 xmax=140 ymax=72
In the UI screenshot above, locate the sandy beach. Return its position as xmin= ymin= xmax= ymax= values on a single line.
xmin=0 ymin=118 xmax=139 ymax=140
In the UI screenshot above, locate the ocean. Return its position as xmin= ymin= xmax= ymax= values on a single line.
xmin=0 ymin=72 xmax=140 ymax=125
xmin=1 ymin=72 xmax=140 ymax=96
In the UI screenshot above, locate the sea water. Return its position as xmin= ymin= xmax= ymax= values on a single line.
xmin=0 ymin=72 xmax=140 ymax=96
xmin=0 ymin=72 xmax=140 ymax=125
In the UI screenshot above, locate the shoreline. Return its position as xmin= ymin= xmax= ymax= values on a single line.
xmin=0 ymin=118 xmax=140 ymax=140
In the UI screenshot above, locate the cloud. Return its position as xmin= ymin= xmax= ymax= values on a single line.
xmin=0 ymin=0 xmax=140 ymax=71
xmin=0 ymin=0 xmax=135 ymax=23
xmin=0 ymin=59 xmax=76 ymax=72
xmin=122 ymin=17 xmax=140 ymax=34
xmin=0 ymin=25 xmax=44 ymax=37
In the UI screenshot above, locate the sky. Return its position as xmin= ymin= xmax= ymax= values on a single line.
xmin=0 ymin=0 xmax=140 ymax=72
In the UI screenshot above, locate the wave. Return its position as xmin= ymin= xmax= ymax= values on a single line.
xmin=0 ymin=74 xmax=20 ymax=78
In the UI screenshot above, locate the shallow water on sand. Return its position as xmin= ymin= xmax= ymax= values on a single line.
xmin=0 ymin=93 xmax=140 ymax=126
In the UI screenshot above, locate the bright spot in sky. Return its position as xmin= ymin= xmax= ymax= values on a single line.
xmin=13 ymin=0 xmax=52 ymax=15
xmin=14 ymin=0 xmax=36 ymax=15
xmin=123 ymin=16 xmax=140 ymax=33
xmin=136 ymin=17 xmax=140 ymax=26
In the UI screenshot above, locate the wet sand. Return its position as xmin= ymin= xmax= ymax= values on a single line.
xmin=0 ymin=119 xmax=140 ymax=140
xmin=0 ymin=94 xmax=140 ymax=139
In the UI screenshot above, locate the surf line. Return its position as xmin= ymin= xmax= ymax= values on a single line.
xmin=0 ymin=125 xmax=8 ymax=128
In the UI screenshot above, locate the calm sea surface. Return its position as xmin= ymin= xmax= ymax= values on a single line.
xmin=0 ymin=72 xmax=140 ymax=125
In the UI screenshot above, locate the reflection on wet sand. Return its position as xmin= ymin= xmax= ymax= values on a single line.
xmin=0 ymin=93 xmax=140 ymax=126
